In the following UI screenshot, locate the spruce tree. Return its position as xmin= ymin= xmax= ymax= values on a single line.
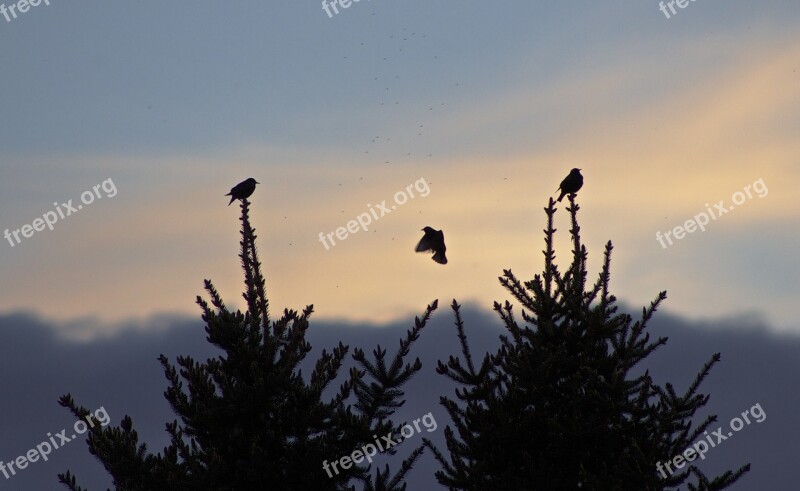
xmin=424 ymin=196 xmax=750 ymax=490
xmin=58 ymin=199 xmax=434 ymax=491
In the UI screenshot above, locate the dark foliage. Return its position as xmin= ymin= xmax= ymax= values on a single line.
xmin=424 ymin=196 xmax=750 ymax=491
xmin=59 ymin=199 xmax=432 ymax=491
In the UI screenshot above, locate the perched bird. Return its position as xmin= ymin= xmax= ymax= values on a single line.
xmin=415 ymin=227 xmax=447 ymax=264
xmin=226 ymin=178 xmax=260 ymax=205
xmin=556 ymin=168 xmax=583 ymax=202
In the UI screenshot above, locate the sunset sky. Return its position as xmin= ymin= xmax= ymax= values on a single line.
xmin=1 ymin=0 xmax=798 ymax=336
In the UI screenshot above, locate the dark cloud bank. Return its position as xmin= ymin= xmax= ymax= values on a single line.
xmin=0 ymin=305 xmax=795 ymax=490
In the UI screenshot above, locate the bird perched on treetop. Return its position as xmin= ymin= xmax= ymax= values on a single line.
xmin=415 ymin=227 xmax=447 ymax=264
xmin=226 ymin=178 xmax=260 ymax=205
xmin=556 ymin=168 xmax=583 ymax=202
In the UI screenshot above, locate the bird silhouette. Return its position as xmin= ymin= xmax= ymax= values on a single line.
xmin=226 ymin=178 xmax=260 ymax=205
xmin=415 ymin=227 xmax=447 ymax=264
xmin=556 ymin=168 xmax=583 ymax=202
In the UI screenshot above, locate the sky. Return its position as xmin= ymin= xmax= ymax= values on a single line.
xmin=0 ymin=1 xmax=799 ymax=489
xmin=0 ymin=1 xmax=798 ymax=332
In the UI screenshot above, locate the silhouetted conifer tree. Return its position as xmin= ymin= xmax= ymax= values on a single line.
xmin=424 ymin=196 xmax=750 ymax=491
xmin=59 ymin=199 xmax=434 ymax=491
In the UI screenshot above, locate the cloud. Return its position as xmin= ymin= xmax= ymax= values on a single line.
xmin=0 ymin=306 xmax=796 ymax=489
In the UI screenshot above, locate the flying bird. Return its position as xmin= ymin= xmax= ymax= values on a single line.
xmin=226 ymin=178 xmax=260 ymax=205
xmin=415 ymin=227 xmax=447 ymax=264
xmin=556 ymin=168 xmax=583 ymax=202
